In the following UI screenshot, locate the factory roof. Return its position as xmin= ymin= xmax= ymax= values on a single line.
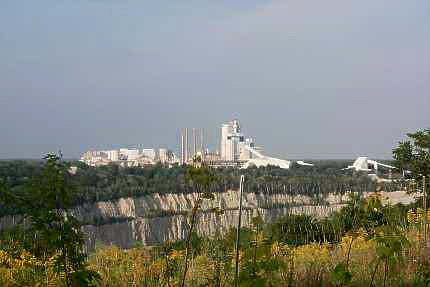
xmin=241 ymin=157 xmax=291 ymax=169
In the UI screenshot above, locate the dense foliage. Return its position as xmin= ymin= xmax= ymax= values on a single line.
xmin=0 ymin=159 xmax=395 ymax=218
xmin=0 ymin=155 xmax=99 ymax=286
xmin=80 ymin=195 xmax=430 ymax=287
xmin=393 ymin=129 xmax=430 ymax=179
xmin=2 ymin=195 xmax=429 ymax=286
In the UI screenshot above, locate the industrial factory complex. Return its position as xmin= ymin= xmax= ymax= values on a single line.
xmin=81 ymin=119 xmax=294 ymax=169
xmin=180 ymin=119 xmax=264 ymax=165
xmin=80 ymin=148 xmax=179 ymax=167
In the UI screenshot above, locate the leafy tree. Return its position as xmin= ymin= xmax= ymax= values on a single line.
xmin=181 ymin=162 xmax=218 ymax=287
xmin=238 ymin=215 xmax=281 ymax=287
xmin=393 ymin=128 xmax=430 ymax=182
xmin=0 ymin=154 xmax=100 ymax=286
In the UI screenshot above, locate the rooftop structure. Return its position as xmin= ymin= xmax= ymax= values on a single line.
xmin=240 ymin=144 xmax=292 ymax=169
xmin=220 ymin=119 xmax=258 ymax=162
xmin=80 ymin=147 xmax=178 ymax=167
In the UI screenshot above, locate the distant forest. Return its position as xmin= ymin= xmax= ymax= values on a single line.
xmin=0 ymin=159 xmax=398 ymax=217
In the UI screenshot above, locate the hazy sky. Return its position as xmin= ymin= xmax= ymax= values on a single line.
xmin=1 ymin=0 xmax=429 ymax=159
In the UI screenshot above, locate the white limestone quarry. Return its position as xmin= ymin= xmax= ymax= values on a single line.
xmin=74 ymin=190 xmax=348 ymax=251
xmin=0 ymin=190 xmax=418 ymax=252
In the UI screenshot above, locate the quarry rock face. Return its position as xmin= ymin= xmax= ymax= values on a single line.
xmin=74 ymin=191 xmax=347 ymax=251
xmin=2 ymin=190 xmax=415 ymax=251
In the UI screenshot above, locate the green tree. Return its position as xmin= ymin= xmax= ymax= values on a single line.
xmin=393 ymin=128 xmax=430 ymax=181
xmin=0 ymin=154 xmax=99 ymax=286
xmin=181 ymin=162 xmax=218 ymax=287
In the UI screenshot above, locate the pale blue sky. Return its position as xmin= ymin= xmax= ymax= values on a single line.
xmin=0 ymin=0 xmax=429 ymax=159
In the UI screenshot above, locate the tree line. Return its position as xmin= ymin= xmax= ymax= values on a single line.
xmin=0 ymin=159 xmax=387 ymax=217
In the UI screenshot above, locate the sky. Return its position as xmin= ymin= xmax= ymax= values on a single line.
xmin=0 ymin=0 xmax=429 ymax=159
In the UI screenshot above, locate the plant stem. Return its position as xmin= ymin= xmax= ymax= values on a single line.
xmin=369 ymin=260 xmax=380 ymax=287
xmin=181 ymin=202 xmax=200 ymax=287
xmin=164 ymin=248 xmax=171 ymax=287
xmin=383 ymin=259 xmax=388 ymax=287
xmin=346 ymin=236 xmax=355 ymax=269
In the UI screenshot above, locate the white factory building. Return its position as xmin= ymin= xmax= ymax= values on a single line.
xmin=142 ymin=149 xmax=156 ymax=160
xmin=80 ymin=147 xmax=178 ymax=167
xmin=218 ymin=119 xmax=293 ymax=169
xmin=220 ymin=119 xmax=259 ymax=162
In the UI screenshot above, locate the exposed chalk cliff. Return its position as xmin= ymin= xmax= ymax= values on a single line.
xmin=74 ymin=191 xmax=349 ymax=251
xmin=1 ymin=190 xmax=417 ymax=252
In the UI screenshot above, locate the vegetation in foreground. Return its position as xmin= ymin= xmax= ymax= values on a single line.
xmin=0 ymin=128 xmax=428 ymax=286
xmin=86 ymin=208 xmax=430 ymax=287
xmin=2 ymin=197 xmax=430 ymax=287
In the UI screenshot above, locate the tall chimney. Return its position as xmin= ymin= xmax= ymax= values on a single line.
xmin=192 ymin=128 xmax=197 ymax=158
xmin=181 ymin=129 xmax=185 ymax=165
xmin=200 ymin=128 xmax=204 ymax=160
xmin=185 ymin=128 xmax=188 ymax=163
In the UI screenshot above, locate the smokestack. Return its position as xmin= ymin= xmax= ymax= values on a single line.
xmin=200 ymin=128 xmax=204 ymax=160
xmin=192 ymin=128 xmax=197 ymax=158
xmin=185 ymin=128 xmax=188 ymax=163
xmin=181 ymin=129 xmax=185 ymax=165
